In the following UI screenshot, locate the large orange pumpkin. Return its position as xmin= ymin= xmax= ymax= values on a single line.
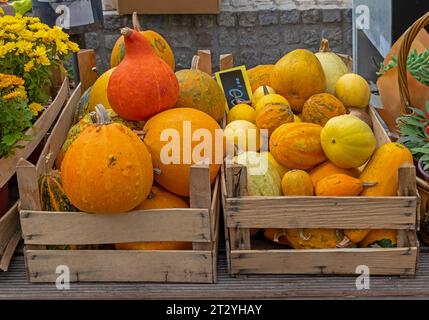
xmin=247 ymin=65 xmax=275 ymax=92
xmin=271 ymin=49 xmax=326 ymax=113
xmin=301 ymin=93 xmax=347 ymax=126
xmin=175 ymin=57 xmax=226 ymax=122
xmin=110 ymin=12 xmax=175 ymax=71
xmin=143 ymin=108 xmax=222 ymax=197
xmin=61 ymin=105 xmax=153 ymax=213
xmin=270 ymin=122 xmax=327 ymax=170
xmin=108 ymin=28 xmax=179 ymax=121
xmin=115 ymin=186 xmax=191 ymax=251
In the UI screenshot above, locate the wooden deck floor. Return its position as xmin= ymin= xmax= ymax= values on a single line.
xmin=1 ymin=248 xmax=429 ymax=299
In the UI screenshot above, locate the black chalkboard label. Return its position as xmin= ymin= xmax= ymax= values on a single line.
xmin=215 ymin=66 xmax=253 ymax=111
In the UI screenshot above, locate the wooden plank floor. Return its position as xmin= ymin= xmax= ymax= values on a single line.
xmin=1 ymin=249 xmax=429 ymax=299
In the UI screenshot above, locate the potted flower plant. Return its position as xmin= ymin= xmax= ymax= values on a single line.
xmin=397 ymin=101 xmax=429 ymax=180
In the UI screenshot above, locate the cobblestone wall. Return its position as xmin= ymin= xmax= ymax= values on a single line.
xmin=86 ymin=0 xmax=352 ymax=73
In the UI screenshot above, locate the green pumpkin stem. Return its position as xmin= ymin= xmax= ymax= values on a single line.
xmin=273 ymin=230 xmax=288 ymax=243
xmin=94 ymin=104 xmax=111 ymax=125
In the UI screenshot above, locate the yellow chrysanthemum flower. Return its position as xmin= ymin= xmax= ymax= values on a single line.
xmin=36 ymin=54 xmax=50 ymax=66
xmin=16 ymin=40 xmax=33 ymax=54
xmin=32 ymin=45 xmax=46 ymax=57
xmin=0 ymin=7 xmax=4 ymax=15
xmin=3 ymin=88 xmax=27 ymax=101
xmin=0 ymin=74 xmax=25 ymax=88
xmin=67 ymin=41 xmax=80 ymax=52
xmin=24 ymin=60 xmax=35 ymax=72
xmin=29 ymin=102 xmax=44 ymax=115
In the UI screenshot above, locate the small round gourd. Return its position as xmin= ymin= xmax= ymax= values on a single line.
xmin=39 ymin=170 xmax=77 ymax=212
xmin=315 ymin=174 xmax=374 ymax=197
xmin=301 ymin=93 xmax=347 ymax=126
xmin=281 ymin=170 xmax=314 ymax=196
xmin=247 ymin=65 xmax=274 ymax=92
xmin=286 ymin=229 xmax=347 ymax=249
xmin=270 ymin=122 xmax=327 ymax=170
xmin=309 ymin=161 xmax=360 ymax=187
xmin=255 ymin=102 xmax=294 ymax=136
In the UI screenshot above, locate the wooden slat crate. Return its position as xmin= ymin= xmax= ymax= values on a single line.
xmin=221 ymin=104 xmax=420 ymax=276
xmin=16 ymin=50 xmax=220 ymax=283
xmin=0 ymin=68 xmax=69 ymax=272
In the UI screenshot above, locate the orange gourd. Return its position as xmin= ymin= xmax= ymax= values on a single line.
xmin=115 ymin=186 xmax=190 ymax=251
xmin=136 ymin=186 xmax=188 ymax=210
xmin=143 ymin=108 xmax=221 ymax=197
xmin=255 ymin=102 xmax=294 ymax=136
xmin=61 ymin=105 xmax=153 ymax=213
xmin=359 ymin=229 xmax=397 ymax=248
xmin=247 ymin=65 xmax=274 ymax=92
xmin=315 ymin=174 xmax=374 ymax=197
xmin=301 ymin=93 xmax=347 ymax=126
xmin=309 ymin=161 xmax=360 ymax=187
xmin=107 ymin=28 xmax=179 ymax=121
xmin=281 ymin=170 xmax=314 ymax=196
xmin=271 ymin=49 xmax=326 ymax=113
xmin=110 ymin=12 xmax=175 ymax=71
xmin=270 ymin=122 xmax=327 ymax=170
xmin=344 ymin=230 xmax=371 ymax=244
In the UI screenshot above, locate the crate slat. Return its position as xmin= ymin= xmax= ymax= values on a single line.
xmin=225 ymin=196 xmax=417 ymax=229
xmin=20 ymin=208 xmax=211 ymax=245
xmin=25 ymin=250 xmax=214 ymax=283
xmin=230 ymin=248 xmax=418 ymax=276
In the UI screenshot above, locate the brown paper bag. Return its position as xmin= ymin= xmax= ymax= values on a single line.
xmin=377 ymin=29 xmax=429 ymax=134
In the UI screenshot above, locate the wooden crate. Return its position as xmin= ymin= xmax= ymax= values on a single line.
xmin=16 ymin=51 xmax=220 ymax=284
xmin=221 ymin=106 xmax=420 ymax=277
xmin=0 ymin=68 xmax=69 ymax=272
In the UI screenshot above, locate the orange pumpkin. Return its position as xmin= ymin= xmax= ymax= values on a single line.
xmin=107 ymin=28 xmax=179 ymax=121
xmin=175 ymin=57 xmax=226 ymax=122
xmin=286 ymin=229 xmax=346 ymax=249
xmin=270 ymin=122 xmax=327 ymax=170
xmin=315 ymin=174 xmax=370 ymax=197
xmin=281 ymin=170 xmax=314 ymax=196
xmin=309 ymin=161 xmax=360 ymax=187
xmin=136 ymin=186 xmax=188 ymax=210
xmin=110 ymin=12 xmax=175 ymax=71
xmin=115 ymin=186 xmax=190 ymax=251
xmin=255 ymin=102 xmax=294 ymax=136
xmin=61 ymin=105 xmax=153 ymax=213
xmin=344 ymin=230 xmax=370 ymax=243
xmin=301 ymin=93 xmax=347 ymax=126
xmin=247 ymin=65 xmax=274 ymax=92
xmin=143 ymin=108 xmax=221 ymax=197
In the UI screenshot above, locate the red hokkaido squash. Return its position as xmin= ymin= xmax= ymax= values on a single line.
xmin=107 ymin=28 xmax=179 ymax=121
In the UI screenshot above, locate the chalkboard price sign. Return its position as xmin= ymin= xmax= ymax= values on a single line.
xmin=215 ymin=66 xmax=253 ymax=112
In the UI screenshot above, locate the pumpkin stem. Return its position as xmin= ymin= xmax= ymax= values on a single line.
xmin=191 ymin=55 xmax=200 ymax=70
xmin=337 ymin=236 xmax=352 ymax=248
xmin=121 ymin=27 xmax=133 ymax=37
xmin=263 ymin=85 xmax=269 ymax=95
xmin=132 ymin=12 xmax=142 ymax=32
xmin=299 ymin=229 xmax=311 ymax=241
xmin=147 ymin=190 xmax=156 ymax=199
xmin=319 ymin=38 xmax=331 ymax=52
xmin=94 ymin=104 xmax=111 ymax=125
xmin=361 ymin=182 xmax=378 ymax=188
xmin=153 ymin=168 xmax=162 ymax=175
xmin=133 ymin=129 xmax=146 ymax=141
xmin=273 ymin=230 xmax=288 ymax=243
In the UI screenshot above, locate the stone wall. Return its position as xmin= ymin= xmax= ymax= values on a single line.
xmin=86 ymin=0 xmax=353 ymax=73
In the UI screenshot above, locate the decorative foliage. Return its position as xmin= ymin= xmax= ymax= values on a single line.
xmin=397 ymin=102 xmax=429 ymax=171
xmin=378 ymin=49 xmax=429 ymax=87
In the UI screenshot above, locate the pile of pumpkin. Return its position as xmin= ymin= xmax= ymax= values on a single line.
xmin=40 ymin=24 xmax=226 ymax=251
xmin=225 ymin=39 xmax=413 ymax=250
